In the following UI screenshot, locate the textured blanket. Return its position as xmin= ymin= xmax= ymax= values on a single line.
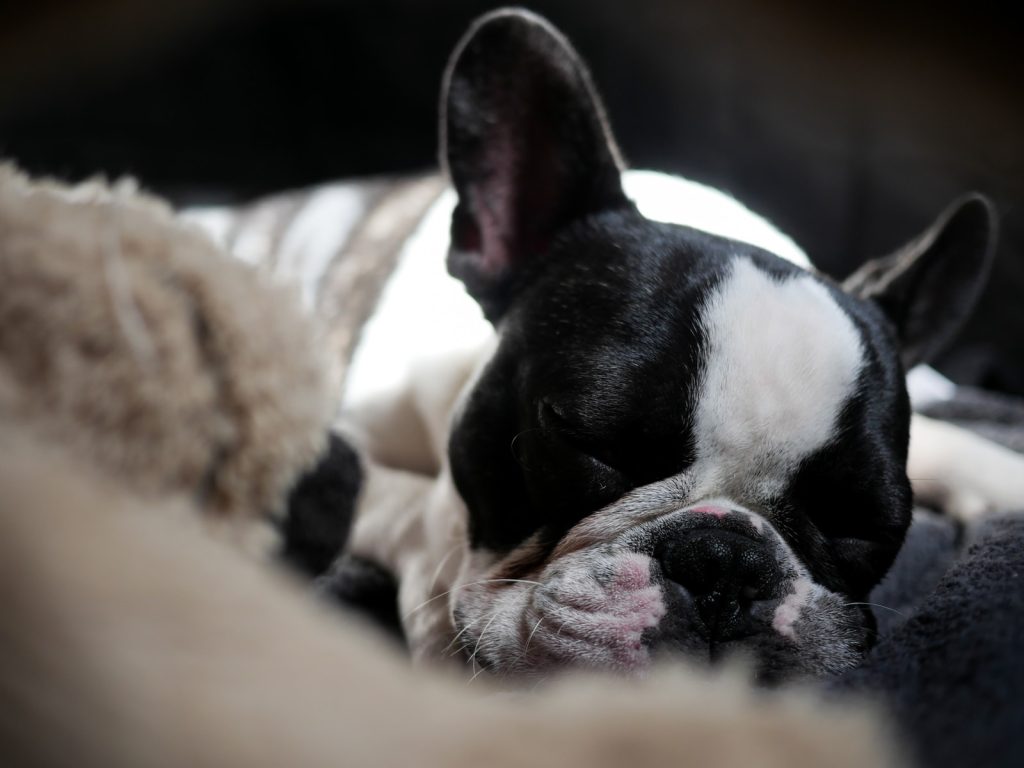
xmin=832 ymin=387 xmax=1024 ymax=768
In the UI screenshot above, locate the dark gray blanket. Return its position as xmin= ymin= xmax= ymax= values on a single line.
xmin=833 ymin=387 xmax=1024 ymax=768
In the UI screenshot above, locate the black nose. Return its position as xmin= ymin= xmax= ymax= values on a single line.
xmin=656 ymin=529 xmax=783 ymax=641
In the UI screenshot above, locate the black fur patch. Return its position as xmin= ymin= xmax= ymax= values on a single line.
xmin=281 ymin=431 xmax=363 ymax=577
xmin=318 ymin=554 xmax=404 ymax=643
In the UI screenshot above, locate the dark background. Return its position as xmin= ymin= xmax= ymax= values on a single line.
xmin=2 ymin=0 xmax=1022 ymax=393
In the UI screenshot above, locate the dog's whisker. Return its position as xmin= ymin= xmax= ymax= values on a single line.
xmin=427 ymin=543 xmax=461 ymax=595
xmin=402 ymin=591 xmax=454 ymax=620
xmin=466 ymin=605 xmax=513 ymax=684
xmin=466 ymin=608 xmax=504 ymax=669
xmin=523 ymin=616 xmax=545 ymax=655
xmin=510 ymin=428 xmax=545 ymax=470
xmin=402 ymin=578 xmax=543 ymax=620
xmin=443 ymin=614 xmax=486 ymax=657
xmin=844 ymin=601 xmax=908 ymax=618
xmin=468 ymin=664 xmax=488 ymax=684
xmin=465 ymin=578 xmax=545 ymax=591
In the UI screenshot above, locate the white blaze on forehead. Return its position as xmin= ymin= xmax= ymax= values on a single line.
xmin=693 ymin=258 xmax=864 ymax=497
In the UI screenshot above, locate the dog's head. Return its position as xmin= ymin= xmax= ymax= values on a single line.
xmin=440 ymin=9 xmax=994 ymax=681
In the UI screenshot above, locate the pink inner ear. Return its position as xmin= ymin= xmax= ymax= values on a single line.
xmin=476 ymin=198 xmax=512 ymax=277
xmin=689 ymin=505 xmax=729 ymax=518
xmin=472 ymin=114 xmax=566 ymax=279
xmin=473 ymin=125 xmax=519 ymax=277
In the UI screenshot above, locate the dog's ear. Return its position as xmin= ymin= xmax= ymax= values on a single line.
xmin=441 ymin=8 xmax=630 ymax=320
xmin=843 ymin=194 xmax=996 ymax=369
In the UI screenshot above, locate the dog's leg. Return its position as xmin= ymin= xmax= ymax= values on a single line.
xmin=341 ymin=338 xmax=494 ymax=476
xmin=347 ymin=461 xmax=467 ymax=663
xmin=341 ymin=337 xmax=496 ymax=661
xmin=341 ymin=385 xmax=440 ymax=474
xmin=908 ymin=413 xmax=1024 ymax=520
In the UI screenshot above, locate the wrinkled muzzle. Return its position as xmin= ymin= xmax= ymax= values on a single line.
xmin=450 ymin=501 xmax=872 ymax=682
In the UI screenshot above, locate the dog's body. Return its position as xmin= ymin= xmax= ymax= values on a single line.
xmin=190 ymin=9 xmax=1024 ymax=682
xmin=335 ymin=172 xmax=910 ymax=676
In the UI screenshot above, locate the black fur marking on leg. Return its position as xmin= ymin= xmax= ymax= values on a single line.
xmin=281 ymin=431 xmax=363 ymax=577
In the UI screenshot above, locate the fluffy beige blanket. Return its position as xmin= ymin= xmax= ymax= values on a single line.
xmin=0 ymin=165 xmax=900 ymax=768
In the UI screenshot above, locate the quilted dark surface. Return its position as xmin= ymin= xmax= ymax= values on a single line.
xmin=839 ymin=515 xmax=1024 ymax=768
xmin=831 ymin=386 xmax=1024 ymax=768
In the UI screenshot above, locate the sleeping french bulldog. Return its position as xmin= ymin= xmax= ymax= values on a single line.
xmin=192 ymin=8 xmax=1024 ymax=682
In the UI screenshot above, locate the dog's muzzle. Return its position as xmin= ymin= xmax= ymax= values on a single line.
xmin=451 ymin=501 xmax=870 ymax=681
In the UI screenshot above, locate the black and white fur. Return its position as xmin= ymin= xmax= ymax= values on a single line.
xmin=195 ymin=9 xmax=1024 ymax=681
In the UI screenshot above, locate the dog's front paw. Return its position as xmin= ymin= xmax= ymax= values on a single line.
xmin=909 ymin=414 xmax=1024 ymax=522
xmin=529 ymin=552 xmax=667 ymax=673
xmin=936 ymin=485 xmax=1020 ymax=522
xmin=450 ymin=551 xmax=667 ymax=678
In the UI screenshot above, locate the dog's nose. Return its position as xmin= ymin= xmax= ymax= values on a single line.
xmin=656 ymin=529 xmax=782 ymax=641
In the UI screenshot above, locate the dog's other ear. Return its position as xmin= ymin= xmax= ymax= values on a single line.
xmin=843 ymin=194 xmax=996 ymax=369
xmin=441 ymin=8 xmax=630 ymax=321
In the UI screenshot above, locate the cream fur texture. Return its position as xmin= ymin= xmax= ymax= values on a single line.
xmin=0 ymin=164 xmax=335 ymax=517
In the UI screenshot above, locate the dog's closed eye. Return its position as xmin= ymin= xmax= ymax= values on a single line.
xmin=536 ymin=398 xmax=626 ymax=473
